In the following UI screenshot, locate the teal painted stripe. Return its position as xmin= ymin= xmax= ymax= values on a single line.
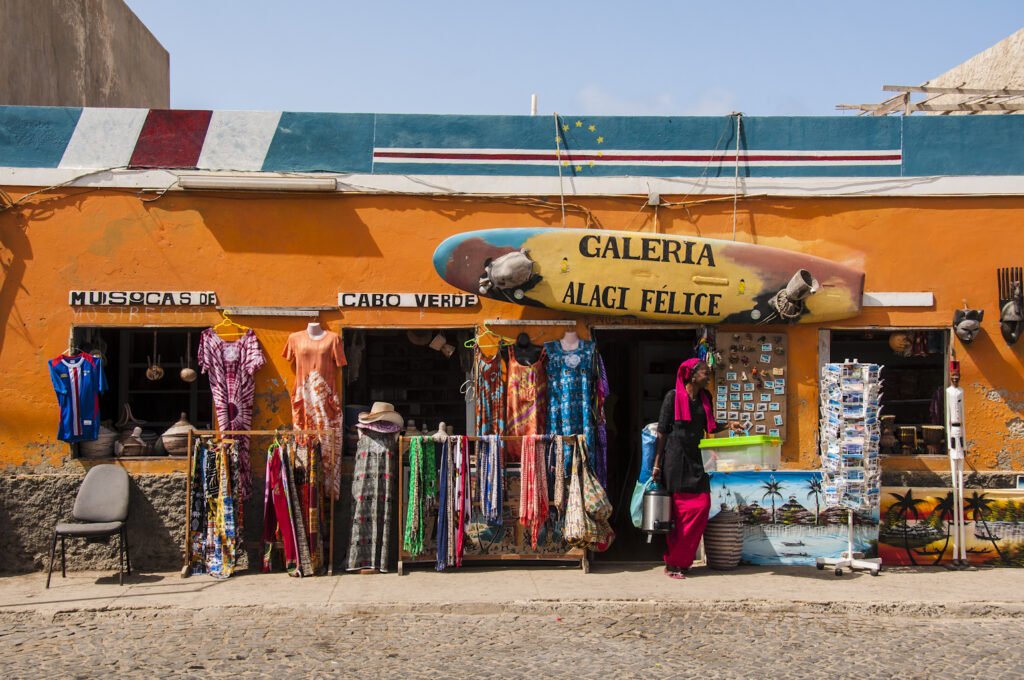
xmin=262 ymin=112 xmax=374 ymax=173
xmin=0 ymin=106 xmax=82 ymax=167
xmin=902 ymin=116 xmax=1024 ymax=176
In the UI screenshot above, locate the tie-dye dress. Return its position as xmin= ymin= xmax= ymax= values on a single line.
xmin=504 ymin=350 xmax=547 ymax=462
xmin=198 ymin=328 xmax=266 ymax=500
xmin=474 ymin=349 xmax=505 ymax=437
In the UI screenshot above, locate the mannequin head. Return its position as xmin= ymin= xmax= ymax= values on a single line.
xmin=951 ymin=371 xmax=960 ymax=387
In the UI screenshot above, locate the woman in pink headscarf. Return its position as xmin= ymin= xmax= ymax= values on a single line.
xmin=652 ymin=358 xmax=743 ymax=578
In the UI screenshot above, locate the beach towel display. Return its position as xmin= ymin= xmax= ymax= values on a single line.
xmin=187 ymin=438 xmax=240 ymax=579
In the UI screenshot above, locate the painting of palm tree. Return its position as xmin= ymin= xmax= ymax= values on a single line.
xmin=889 ymin=489 xmax=926 ymax=566
xmin=806 ymin=478 xmax=823 ymax=525
xmin=965 ymin=491 xmax=1005 ymax=561
xmin=926 ymin=492 xmax=955 ymax=565
xmin=761 ymin=477 xmax=784 ymax=524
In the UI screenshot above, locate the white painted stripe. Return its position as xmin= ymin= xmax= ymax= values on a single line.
xmin=372 ymin=157 xmax=901 ymax=167
xmin=58 ymin=108 xmax=149 ymax=169
xmin=863 ymin=292 xmax=935 ymax=307
xmin=5 ymin=168 xmax=1024 ymax=197
xmin=374 ymin=147 xmax=902 ymax=158
xmin=197 ymin=111 xmax=282 ymax=171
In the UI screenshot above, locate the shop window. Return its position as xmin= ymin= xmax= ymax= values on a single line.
xmin=343 ymin=329 xmax=472 ymax=436
xmin=70 ymin=327 xmax=214 ymax=456
xmin=827 ymin=329 xmax=947 ymax=455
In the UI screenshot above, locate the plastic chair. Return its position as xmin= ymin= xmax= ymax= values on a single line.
xmin=46 ymin=464 xmax=131 ymax=588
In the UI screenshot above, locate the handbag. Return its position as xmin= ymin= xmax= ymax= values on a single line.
xmin=562 ymin=443 xmax=600 ymax=549
xmin=629 ymin=476 xmax=654 ymax=529
xmin=576 ymin=436 xmax=613 ymax=521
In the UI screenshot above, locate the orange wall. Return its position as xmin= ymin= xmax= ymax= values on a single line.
xmin=1 ymin=188 xmax=1022 ymax=473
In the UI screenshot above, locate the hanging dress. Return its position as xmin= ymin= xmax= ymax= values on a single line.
xmin=474 ymin=348 xmax=505 ymax=437
xmin=262 ymin=441 xmax=303 ymax=576
xmin=346 ymin=423 xmax=399 ymax=572
xmin=198 ymin=328 xmax=266 ymax=500
xmin=544 ymin=339 xmax=598 ymax=462
xmin=284 ymin=330 xmax=347 ymax=500
xmin=504 ymin=349 xmax=547 ymax=463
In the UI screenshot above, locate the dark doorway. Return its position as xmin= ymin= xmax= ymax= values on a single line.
xmin=592 ymin=327 xmax=697 ymax=561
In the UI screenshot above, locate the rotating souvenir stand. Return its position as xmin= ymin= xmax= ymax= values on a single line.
xmin=183 ymin=429 xmax=339 ymax=575
xmin=816 ymin=361 xmax=883 ymax=576
xmin=396 ymin=435 xmax=588 ymax=575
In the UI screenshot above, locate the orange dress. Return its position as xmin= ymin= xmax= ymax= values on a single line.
xmin=504 ymin=350 xmax=547 ymax=462
xmin=283 ymin=330 xmax=347 ymax=499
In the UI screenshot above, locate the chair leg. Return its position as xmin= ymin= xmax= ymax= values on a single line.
xmin=45 ymin=532 xmax=58 ymax=589
xmin=123 ymin=526 xmax=132 ymax=576
xmin=60 ymin=536 xmax=66 ymax=578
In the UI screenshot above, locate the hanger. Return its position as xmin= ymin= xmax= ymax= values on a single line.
xmin=463 ymin=322 xmax=515 ymax=349
xmin=212 ymin=310 xmax=250 ymax=339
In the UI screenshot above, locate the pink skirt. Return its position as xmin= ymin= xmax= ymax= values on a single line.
xmin=663 ymin=492 xmax=711 ymax=570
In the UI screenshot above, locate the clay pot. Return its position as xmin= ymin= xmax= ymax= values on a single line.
xmin=80 ymin=425 xmax=117 ymax=459
xmin=160 ymin=412 xmax=196 ymax=456
xmin=116 ymin=426 xmax=151 ymax=457
xmin=703 ymin=505 xmax=744 ymax=570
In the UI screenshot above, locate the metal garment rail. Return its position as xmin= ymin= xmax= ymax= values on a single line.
xmin=183 ymin=429 xmax=339 ymax=576
xmin=396 ymin=434 xmax=587 ymax=575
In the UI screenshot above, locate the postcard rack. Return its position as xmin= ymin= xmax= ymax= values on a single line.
xmin=183 ymin=428 xmax=339 ymax=575
xmin=396 ymin=434 xmax=587 ymax=575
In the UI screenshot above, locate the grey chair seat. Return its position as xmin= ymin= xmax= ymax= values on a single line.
xmin=47 ymin=464 xmax=132 ymax=588
xmin=55 ymin=521 xmax=124 ymax=536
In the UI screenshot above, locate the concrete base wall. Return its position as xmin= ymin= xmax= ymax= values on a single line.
xmin=0 ymin=472 xmax=356 ymax=574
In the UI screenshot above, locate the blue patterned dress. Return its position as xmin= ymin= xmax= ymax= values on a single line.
xmin=544 ymin=339 xmax=597 ymax=458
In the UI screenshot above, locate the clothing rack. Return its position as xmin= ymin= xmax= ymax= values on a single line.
xmin=184 ymin=428 xmax=339 ymax=576
xmin=396 ymin=434 xmax=587 ymax=575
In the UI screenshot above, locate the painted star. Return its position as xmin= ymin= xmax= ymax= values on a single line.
xmin=575 ymin=165 xmax=582 ymax=171
xmin=597 ymin=151 xmax=603 ymax=157
xmin=588 ymin=125 xmax=596 ymax=132
xmin=597 ymin=136 xmax=604 ymax=144
xmin=589 ymin=161 xmax=595 ymax=167
xmin=562 ymin=124 xmax=569 ymax=132
xmin=575 ymin=120 xmax=582 ymax=127
xmin=563 ymin=160 xmax=569 ymax=166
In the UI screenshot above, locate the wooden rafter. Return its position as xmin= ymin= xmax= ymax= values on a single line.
xmin=838 ymin=84 xmax=1024 ymax=115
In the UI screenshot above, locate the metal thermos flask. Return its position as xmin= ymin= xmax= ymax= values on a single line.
xmin=641 ymin=486 xmax=674 ymax=543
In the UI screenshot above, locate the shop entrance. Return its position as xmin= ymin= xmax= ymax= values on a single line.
xmin=343 ymin=328 xmax=473 ymax=439
xmin=592 ymin=327 xmax=697 ymax=561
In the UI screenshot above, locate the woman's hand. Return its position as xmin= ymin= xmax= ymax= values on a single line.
xmin=727 ymin=420 xmax=746 ymax=434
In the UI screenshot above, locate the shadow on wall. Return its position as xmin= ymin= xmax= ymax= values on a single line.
xmin=0 ymin=200 xmax=35 ymax=358
xmin=144 ymin=194 xmax=380 ymax=257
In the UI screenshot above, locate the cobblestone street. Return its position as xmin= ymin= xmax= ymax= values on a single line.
xmin=4 ymin=606 xmax=1024 ymax=679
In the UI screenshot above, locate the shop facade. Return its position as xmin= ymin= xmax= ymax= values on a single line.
xmin=1 ymin=108 xmax=1023 ymax=572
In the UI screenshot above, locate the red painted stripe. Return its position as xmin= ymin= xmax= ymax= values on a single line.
xmin=373 ymin=151 xmax=902 ymax=162
xmin=129 ymin=109 xmax=213 ymax=169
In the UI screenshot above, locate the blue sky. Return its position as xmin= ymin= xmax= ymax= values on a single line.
xmin=123 ymin=1 xmax=1024 ymax=116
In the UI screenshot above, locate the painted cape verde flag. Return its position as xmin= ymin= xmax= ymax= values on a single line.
xmin=371 ymin=115 xmax=903 ymax=177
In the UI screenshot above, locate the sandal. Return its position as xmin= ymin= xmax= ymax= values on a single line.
xmin=665 ymin=567 xmax=686 ymax=579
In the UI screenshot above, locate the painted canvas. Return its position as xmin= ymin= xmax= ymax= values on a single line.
xmin=878 ymin=487 xmax=1024 ymax=567
xmin=708 ymin=470 xmax=879 ymax=566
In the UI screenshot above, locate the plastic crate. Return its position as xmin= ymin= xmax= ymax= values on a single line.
xmin=698 ymin=435 xmax=781 ymax=472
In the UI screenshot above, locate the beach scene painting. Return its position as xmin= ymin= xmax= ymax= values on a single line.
xmin=878 ymin=487 xmax=1024 ymax=567
xmin=708 ymin=471 xmax=879 ymax=566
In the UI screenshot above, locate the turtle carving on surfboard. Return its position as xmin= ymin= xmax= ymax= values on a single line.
xmin=433 ymin=228 xmax=864 ymax=324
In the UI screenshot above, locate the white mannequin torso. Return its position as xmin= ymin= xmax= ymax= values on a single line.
xmin=307 ymin=322 xmax=326 ymax=340
xmin=560 ymin=331 xmax=580 ymax=351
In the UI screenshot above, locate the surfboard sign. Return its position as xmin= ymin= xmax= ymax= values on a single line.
xmin=433 ymin=228 xmax=864 ymax=324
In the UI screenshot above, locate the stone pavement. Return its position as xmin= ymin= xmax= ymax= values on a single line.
xmin=3 ymin=564 xmax=1024 ymax=678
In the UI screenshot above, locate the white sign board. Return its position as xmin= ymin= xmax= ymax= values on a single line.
xmin=338 ymin=292 xmax=478 ymax=308
xmin=69 ymin=290 xmax=218 ymax=306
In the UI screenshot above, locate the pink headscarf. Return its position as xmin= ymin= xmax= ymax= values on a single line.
xmin=674 ymin=358 xmax=717 ymax=433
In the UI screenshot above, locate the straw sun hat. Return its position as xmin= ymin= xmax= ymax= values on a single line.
xmin=357 ymin=402 xmax=404 ymax=428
